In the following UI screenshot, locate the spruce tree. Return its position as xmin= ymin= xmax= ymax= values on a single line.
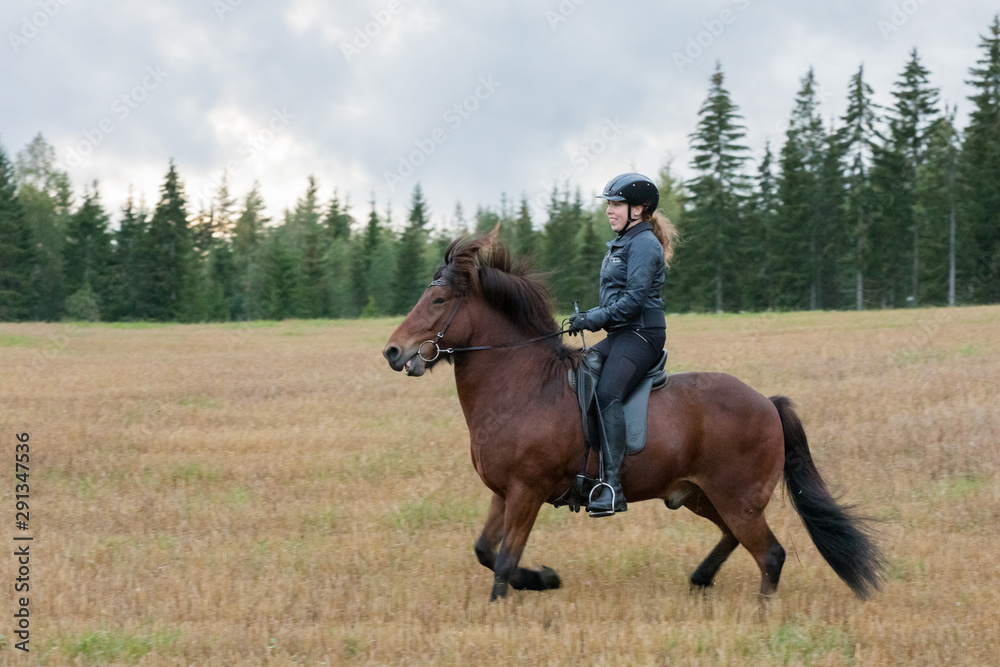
xmin=837 ymin=64 xmax=883 ymax=309
xmin=14 ymin=134 xmax=71 ymax=320
xmin=393 ymin=184 xmax=430 ymax=314
xmin=684 ymin=62 xmax=751 ymax=312
xmin=871 ymin=49 xmax=940 ymax=307
xmin=232 ymin=184 xmax=268 ymax=320
xmin=322 ymin=190 xmax=354 ymax=318
xmin=351 ymin=197 xmax=383 ymax=313
xmin=958 ymin=15 xmax=1000 ymax=303
xmin=510 ymin=197 xmax=538 ymax=262
xmin=914 ymin=109 xmax=961 ymax=305
xmin=773 ymin=68 xmax=826 ymax=309
xmin=108 ymin=193 xmax=151 ymax=320
xmin=739 ymin=143 xmax=778 ymax=310
xmin=63 ymin=182 xmax=113 ymax=316
xmin=0 ymin=143 xmax=35 ymax=320
xmin=146 ymin=161 xmax=192 ymax=320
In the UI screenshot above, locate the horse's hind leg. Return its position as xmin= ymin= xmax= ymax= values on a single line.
xmin=680 ymin=489 xmax=739 ymax=589
xmin=721 ymin=509 xmax=786 ymax=596
xmin=475 ymin=492 xmax=561 ymax=600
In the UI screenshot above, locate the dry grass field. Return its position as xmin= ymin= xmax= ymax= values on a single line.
xmin=0 ymin=305 xmax=998 ymax=665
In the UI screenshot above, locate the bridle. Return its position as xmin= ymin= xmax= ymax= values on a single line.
xmin=417 ymin=278 xmax=570 ymax=363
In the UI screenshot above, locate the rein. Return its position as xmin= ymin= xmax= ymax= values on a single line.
xmin=418 ymin=278 xmax=570 ymax=362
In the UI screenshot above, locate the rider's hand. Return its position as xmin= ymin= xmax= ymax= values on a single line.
xmin=567 ymin=311 xmax=588 ymax=336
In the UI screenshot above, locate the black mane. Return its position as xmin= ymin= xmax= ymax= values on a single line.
xmin=435 ymin=231 xmax=567 ymax=344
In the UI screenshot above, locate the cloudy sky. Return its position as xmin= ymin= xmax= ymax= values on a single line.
xmin=2 ymin=1 xmax=996 ymax=231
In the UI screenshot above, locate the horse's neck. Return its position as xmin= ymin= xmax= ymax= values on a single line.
xmin=451 ymin=315 xmax=565 ymax=419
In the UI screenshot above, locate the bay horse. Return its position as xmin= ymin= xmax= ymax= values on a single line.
xmin=382 ymin=232 xmax=884 ymax=602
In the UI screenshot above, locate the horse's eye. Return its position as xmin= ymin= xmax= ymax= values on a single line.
xmin=433 ymin=297 xmax=446 ymax=305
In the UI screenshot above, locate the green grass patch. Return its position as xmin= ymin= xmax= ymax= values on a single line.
xmin=765 ymin=620 xmax=855 ymax=665
xmin=50 ymin=628 xmax=181 ymax=663
xmin=386 ymin=493 xmax=483 ymax=532
xmin=0 ymin=333 xmax=33 ymax=347
xmin=934 ymin=472 xmax=987 ymax=499
xmin=177 ymin=395 xmax=224 ymax=408
xmin=170 ymin=462 xmax=222 ymax=484
xmin=225 ymin=485 xmax=251 ymax=507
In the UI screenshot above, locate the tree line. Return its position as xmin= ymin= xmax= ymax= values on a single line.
xmin=1 ymin=16 xmax=998 ymax=321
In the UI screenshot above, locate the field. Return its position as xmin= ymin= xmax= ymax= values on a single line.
xmin=1 ymin=306 xmax=998 ymax=665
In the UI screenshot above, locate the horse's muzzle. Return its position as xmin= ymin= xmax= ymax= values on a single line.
xmin=382 ymin=344 xmax=426 ymax=376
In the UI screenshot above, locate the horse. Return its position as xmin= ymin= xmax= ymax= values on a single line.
xmin=382 ymin=231 xmax=884 ymax=602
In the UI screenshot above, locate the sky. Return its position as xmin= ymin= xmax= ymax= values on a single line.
xmin=2 ymin=0 xmax=997 ymax=232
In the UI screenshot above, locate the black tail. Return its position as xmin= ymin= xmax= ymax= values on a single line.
xmin=771 ymin=396 xmax=885 ymax=600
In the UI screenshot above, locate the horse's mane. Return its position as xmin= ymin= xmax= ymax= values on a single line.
xmin=435 ymin=230 xmax=561 ymax=340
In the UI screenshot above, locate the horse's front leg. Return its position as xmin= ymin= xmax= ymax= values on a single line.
xmin=476 ymin=492 xmax=561 ymax=599
xmin=474 ymin=493 xmax=505 ymax=571
xmin=489 ymin=484 xmax=560 ymax=601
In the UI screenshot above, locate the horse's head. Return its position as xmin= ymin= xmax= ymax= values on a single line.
xmin=382 ymin=234 xmax=488 ymax=377
xmin=383 ymin=230 xmax=561 ymax=376
xmin=382 ymin=272 xmax=466 ymax=377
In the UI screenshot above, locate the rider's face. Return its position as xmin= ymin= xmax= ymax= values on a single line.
xmin=606 ymin=200 xmax=642 ymax=233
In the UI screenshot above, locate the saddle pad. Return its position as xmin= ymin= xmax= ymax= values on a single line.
xmin=569 ymin=350 xmax=669 ymax=455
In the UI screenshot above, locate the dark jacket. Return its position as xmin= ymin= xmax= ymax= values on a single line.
xmin=585 ymin=221 xmax=666 ymax=331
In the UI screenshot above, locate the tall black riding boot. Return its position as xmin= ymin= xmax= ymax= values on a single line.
xmin=589 ymin=399 xmax=627 ymax=517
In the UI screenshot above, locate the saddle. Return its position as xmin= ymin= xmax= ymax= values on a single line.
xmin=568 ymin=348 xmax=669 ymax=455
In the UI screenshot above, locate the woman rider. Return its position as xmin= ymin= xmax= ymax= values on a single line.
xmin=568 ymin=173 xmax=677 ymax=517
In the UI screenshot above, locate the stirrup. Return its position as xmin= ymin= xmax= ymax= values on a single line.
xmin=587 ymin=482 xmax=622 ymax=517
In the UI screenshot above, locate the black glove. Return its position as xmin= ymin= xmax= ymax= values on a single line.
xmin=567 ymin=311 xmax=589 ymax=335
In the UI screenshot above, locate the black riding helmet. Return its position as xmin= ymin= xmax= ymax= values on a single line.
xmin=596 ymin=173 xmax=659 ymax=224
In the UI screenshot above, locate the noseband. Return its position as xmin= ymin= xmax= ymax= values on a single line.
xmin=417 ymin=278 xmax=570 ymax=362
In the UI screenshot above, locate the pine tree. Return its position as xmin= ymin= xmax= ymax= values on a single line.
xmin=0 ymin=143 xmax=35 ymax=320
xmin=872 ymin=49 xmax=941 ymax=307
xmin=145 ymin=161 xmax=192 ymax=320
xmin=263 ymin=236 xmax=295 ymax=320
xmin=107 ymin=193 xmax=151 ymax=320
xmin=63 ymin=182 xmax=113 ymax=317
xmin=958 ymin=14 xmax=1000 ymax=303
xmin=817 ymin=126 xmax=848 ymax=309
xmin=322 ymin=190 xmax=354 ymax=318
xmin=393 ymin=184 xmax=430 ymax=314
xmin=231 ymin=184 xmax=268 ymax=320
xmin=684 ymin=63 xmax=751 ymax=312
xmin=738 ymin=143 xmax=778 ymax=310
xmin=573 ymin=209 xmax=606 ymax=310
xmin=914 ymin=109 xmax=961 ymax=305
xmin=773 ymin=68 xmax=827 ymax=309
xmin=541 ymin=187 xmax=583 ymax=311
xmin=510 ymin=197 xmax=538 ymax=261
xmin=352 ymin=198 xmax=383 ymax=313
xmin=14 ymin=134 xmax=71 ymax=320
xmin=837 ymin=64 xmax=883 ymax=310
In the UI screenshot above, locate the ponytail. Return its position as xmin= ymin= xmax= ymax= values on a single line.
xmin=644 ymin=209 xmax=679 ymax=267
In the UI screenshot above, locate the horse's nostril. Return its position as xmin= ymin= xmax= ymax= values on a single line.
xmin=384 ymin=345 xmax=400 ymax=363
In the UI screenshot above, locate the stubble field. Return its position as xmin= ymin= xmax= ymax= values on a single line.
xmin=0 ymin=305 xmax=998 ymax=665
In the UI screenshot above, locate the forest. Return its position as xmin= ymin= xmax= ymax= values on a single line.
xmin=1 ymin=17 xmax=997 ymax=322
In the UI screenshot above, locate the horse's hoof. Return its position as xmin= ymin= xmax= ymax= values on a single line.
xmin=489 ymin=583 xmax=509 ymax=601
xmin=539 ymin=566 xmax=561 ymax=590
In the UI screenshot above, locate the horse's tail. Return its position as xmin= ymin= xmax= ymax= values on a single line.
xmin=770 ymin=395 xmax=885 ymax=600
